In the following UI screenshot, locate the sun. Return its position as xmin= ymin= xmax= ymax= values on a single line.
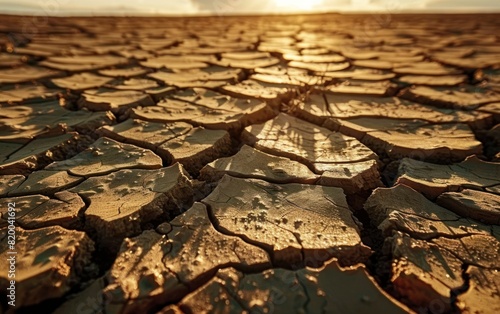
xmin=274 ymin=0 xmax=323 ymax=12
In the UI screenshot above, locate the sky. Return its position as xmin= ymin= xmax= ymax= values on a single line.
xmin=0 ymin=0 xmax=499 ymax=16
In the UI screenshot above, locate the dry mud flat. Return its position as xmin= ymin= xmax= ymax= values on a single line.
xmin=0 ymin=12 xmax=500 ymax=314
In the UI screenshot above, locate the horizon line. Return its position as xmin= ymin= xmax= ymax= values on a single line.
xmin=1 ymin=9 xmax=500 ymax=17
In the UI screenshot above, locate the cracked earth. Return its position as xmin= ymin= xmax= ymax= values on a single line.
xmin=0 ymin=13 xmax=499 ymax=314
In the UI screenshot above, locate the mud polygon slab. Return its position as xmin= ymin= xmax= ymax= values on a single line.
xmin=0 ymin=133 xmax=81 ymax=175
xmin=40 ymin=55 xmax=128 ymax=71
xmin=332 ymin=117 xmax=482 ymax=162
xmin=51 ymin=72 xmax=113 ymax=90
xmin=0 ymin=66 xmax=61 ymax=83
xmin=174 ymin=260 xmax=410 ymax=314
xmin=0 ymin=84 xmax=60 ymax=104
xmin=103 ymin=202 xmax=270 ymax=313
xmin=0 ymin=226 xmax=94 ymax=307
xmin=200 ymin=145 xmax=319 ymax=184
xmin=69 ymin=164 xmax=194 ymax=248
xmin=436 ymin=189 xmax=500 ymax=225
xmin=45 ymin=137 xmax=163 ymax=177
xmin=365 ymin=185 xmax=492 ymax=239
xmin=0 ymin=191 xmax=84 ymax=228
xmin=78 ymin=89 xmax=155 ymax=115
xmin=134 ymin=88 xmax=275 ymax=131
xmin=401 ymin=85 xmax=500 ymax=110
xmin=396 ymin=156 xmax=500 ymax=199
xmin=202 ymin=175 xmax=371 ymax=267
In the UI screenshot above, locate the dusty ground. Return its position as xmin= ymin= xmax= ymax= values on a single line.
xmin=0 ymin=13 xmax=499 ymax=314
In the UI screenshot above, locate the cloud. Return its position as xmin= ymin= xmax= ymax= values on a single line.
xmin=318 ymin=0 xmax=354 ymax=11
xmin=191 ymin=0 xmax=354 ymax=14
xmin=0 ymin=2 xmax=40 ymax=13
xmin=368 ymin=0 xmax=431 ymax=11
xmin=425 ymin=0 xmax=500 ymax=10
xmin=190 ymin=0 xmax=297 ymax=14
xmin=0 ymin=0 xmax=498 ymax=15
xmin=0 ymin=0 xmax=200 ymax=15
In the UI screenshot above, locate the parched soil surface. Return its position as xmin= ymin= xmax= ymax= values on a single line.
xmin=0 ymin=13 xmax=500 ymax=314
